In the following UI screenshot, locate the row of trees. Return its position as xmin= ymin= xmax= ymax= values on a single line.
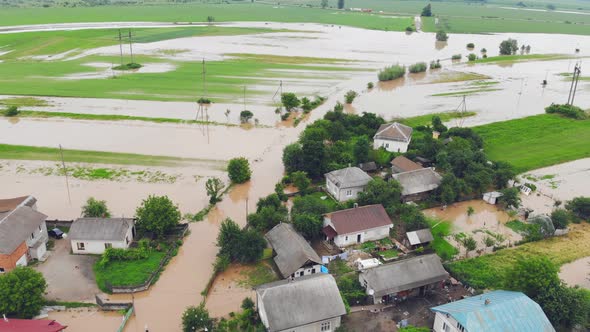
xmin=182 ymin=298 xmax=263 ymax=332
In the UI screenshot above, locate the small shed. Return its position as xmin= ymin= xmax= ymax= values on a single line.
xmin=358 ymin=161 xmax=378 ymax=173
xmin=405 ymin=228 xmax=434 ymax=248
xmin=356 ymin=258 xmax=382 ymax=271
xmin=483 ymin=191 xmax=503 ymax=205
xmin=69 ymin=218 xmax=135 ymax=255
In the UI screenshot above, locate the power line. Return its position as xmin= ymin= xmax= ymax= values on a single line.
xmin=58 ymin=144 xmax=71 ymax=205
xmin=567 ymin=63 xmax=582 ymax=105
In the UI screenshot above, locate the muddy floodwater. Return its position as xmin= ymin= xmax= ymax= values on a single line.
xmin=205 ymin=264 xmax=258 ymax=317
xmin=560 ymin=257 xmax=590 ymax=289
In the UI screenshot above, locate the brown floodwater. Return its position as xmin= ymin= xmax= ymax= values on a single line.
xmin=559 ymin=257 xmax=590 ymax=289
xmin=204 ymin=264 xmax=257 ymax=318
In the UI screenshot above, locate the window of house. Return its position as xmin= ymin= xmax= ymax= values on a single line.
xmin=385 ymin=143 xmax=389 ymax=148
xmin=104 ymin=243 xmax=112 ymax=249
xmin=77 ymin=242 xmax=85 ymax=250
xmin=38 ymin=225 xmax=42 ymax=231
xmin=0 ymin=267 xmax=5 ymax=273
xmin=311 ymin=268 xmax=316 ymax=274
xmin=31 ymin=232 xmax=35 ymax=240
xmin=320 ymin=321 xmax=331 ymax=331
xmin=346 ymin=190 xmax=352 ymax=196
xmin=442 ymin=322 xmax=450 ymax=332
xmin=456 ymin=322 xmax=465 ymax=332
xmin=345 ymin=236 xmax=348 ymax=241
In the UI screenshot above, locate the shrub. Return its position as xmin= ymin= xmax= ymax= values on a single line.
xmin=378 ymin=64 xmax=405 ymax=81
xmin=435 ymin=30 xmax=448 ymax=42
xmin=135 ymin=195 xmax=181 ymax=239
xmin=499 ymin=38 xmax=518 ymax=55
xmin=4 ymin=105 xmax=19 ymax=117
xmin=197 ymin=97 xmax=211 ymax=104
xmin=545 ymin=103 xmax=587 ymax=120
xmin=467 ymin=53 xmax=477 ymax=61
xmin=565 ymin=197 xmax=590 ymax=220
xmin=451 ymin=54 xmax=462 ymax=60
xmin=481 ymin=48 xmax=487 ymax=53
xmin=367 ymin=82 xmax=374 ymax=89
xmin=240 ymin=110 xmax=254 ymax=123
xmin=408 ymin=62 xmax=427 ymax=73
xmin=334 ymin=101 xmax=344 ymax=111
xmin=405 ymin=26 xmax=414 ymax=32
xmin=281 ymin=92 xmax=300 ymax=111
xmin=344 ymin=90 xmax=358 ymax=104
xmin=81 ymin=197 xmax=111 ymax=218
xmin=429 ymin=60 xmax=442 ymax=69
xmin=227 ymin=157 xmax=251 ymax=184
xmin=466 ymin=43 xmax=475 ymax=49
xmin=551 ymin=209 xmax=571 ymax=229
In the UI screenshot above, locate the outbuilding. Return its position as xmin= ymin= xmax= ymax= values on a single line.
xmin=69 ymin=218 xmax=135 ymax=254
xmin=392 ymin=168 xmax=442 ymax=202
xmin=405 ymin=228 xmax=434 ymax=249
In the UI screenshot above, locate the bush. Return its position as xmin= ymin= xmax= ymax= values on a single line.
xmin=481 ymin=48 xmax=487 ymax=53
xmin=545 ymin=103 xmax=587 ymax=120
xmin=81 ymin=197 xmax=111 ymax=218
xmin=378 ymin=64 xmax=406 ymax=81
xmin=228 ymin=157 xmax=251 ymax=184
xmin=435 ymin=30 xmax=448 ymax=42
xmin=467 ymin=53 xmax=477 ymax=61
xmin=240 ymin=110 xmax=253 ymax=123
xmin=197 ymin=97 xmax=211 ymax=104
xmin=551 ymin=209 xmax=571 ymax=229
xmin=334 ymin=101 xmax=344 ymax=111
xmin=451 ymin=54 xmax=462 ymax=60
xmin=408 ymin=62 xmax=427 ymax=73
xmin=466 ymin=42 xmax=475 ymax=49
xmin=429 ymin=60 xmax=441 ymax=69
xmin=405 ymin=26 xmax=414 ymax=32
xmin=499 ymin=38 xmax=518 ymax=55
xmin=421 ymin=3 xmax=432 ymax=17
xmin=367 ymin=82 xmax=374 ymax=89
xmin=565 ymin=196 xmax=590 ymax=220
xmin=113 ymin=62 xmax=142 ymax=70
xmin=344 ymin=90 xmax=358 ymax=104
xmin=4 ymin=105 xmax=19 ymax=117
xmin=281 ymin=92 xmax=300 ymax=111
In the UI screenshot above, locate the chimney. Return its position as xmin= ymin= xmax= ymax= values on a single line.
xmin=485 ymin=298 xmax=491 ymax=305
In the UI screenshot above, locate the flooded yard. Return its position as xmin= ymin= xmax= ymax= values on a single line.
xmin=559 ymin=257 xmax=590 ymax=289
xmin=204 ymin=264 xmax=263 ymax=318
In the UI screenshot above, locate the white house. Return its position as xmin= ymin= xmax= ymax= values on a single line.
xmin=256 ymin=274 xmax=346 ymax=332
xmin=373 ymin=122 xmax=413 ymax=153
xmin=322 ymin=204 xmax=393 ymax=247
xmin=431 ymin=290 xmax=555 ymax=332
xmin=69 ymin=218 xmax=135 ymax=254
xmin=265 ymin=223 xmax=323 ymax=279
xmin=0 ymin=196 xmax=48 ymax=272
xmin=324 ymin=166 xmax=372 ymax=202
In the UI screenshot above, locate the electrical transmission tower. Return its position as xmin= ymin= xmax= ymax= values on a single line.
xmin=453 ymin=95 xmax=468 ymax=128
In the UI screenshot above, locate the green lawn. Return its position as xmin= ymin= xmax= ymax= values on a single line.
xmin=447 ymin=223 xmax=590 ymax=289
xmin=505 ymin=220 xmax=528 ymax=233
xmin=0 ymin=143 xmax=222 ymax=167
xmin=379 ymin=249 xmax=399 ymax=259
xmin=400 ymin=111 xmax=477 ymax=128
xmin=238 ymin=261 xmax=279 ymax=287
xmin=473 ymin=54 xmax=576 ymax=64
xmin=473 ymin=114 xmax=590 ymax=173
xmin=428 ymin=219 xmax=459 ymax=261
xmin=93 ymin=250 xmax=167 ymax=293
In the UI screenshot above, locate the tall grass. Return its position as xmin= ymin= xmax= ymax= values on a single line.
xmin=378 ymin=64 xmax=405 ymax=81
xmin=408 ymin=62 xmax=427 ymax=73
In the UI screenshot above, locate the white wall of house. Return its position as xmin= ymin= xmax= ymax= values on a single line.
xmin=15 ymin=253 xmax=28 ymax=267
xmin=71 ymin=226 xmax=133 ymax=254
xmin=290 ymin=264 xmax=323 ymax=279
xmin=373 ymin=138 xmax=410 ymax=153
xmin=275 ymin=317 xmax=342 ymax=332
xmin=325 ymin=178 xmax=365 ymax=202
xmin=25 ymin=221 xmax=48 ymax=249
xmin=323 ymin=217 xmax=392 ymax=247
xmin=29 ymin=242 xmax=47 ymax=261
xmin=433 ymin=312 xmax=463 ymax=332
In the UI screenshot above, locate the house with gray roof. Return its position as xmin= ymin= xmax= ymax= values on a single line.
xmin=325 ymin=166 xmax=372 ymax=202
xmin=392 ymin=168 xmax=442 ymax=202
xmin=265 ymin=223 xmax=322 ymax=279
xmin=359 ymin=254 xmax=448 ymax=303
xmin=431 ymin=290 xmax=554 ymax=332
xmin=256 ymin=274 xmax=346 ymax=332
xmin=373 ymin=122 xmax=413 ymax=153
xmin=69 ymin=218 xmax=135 ymax=254
xmin=405 ymin=228 xmax=434 ymax=249
xmin=0 ymin=195 xmax=48 ymax=272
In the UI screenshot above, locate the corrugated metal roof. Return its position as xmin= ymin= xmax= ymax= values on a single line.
xmin=431 ymin=290 xmax=555 ymax=332
xmin=406 ymin=229 xmax=434 ymax=245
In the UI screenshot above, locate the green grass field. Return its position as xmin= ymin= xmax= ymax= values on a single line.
xmin=429 ymin=219 xmax=459 ymax=261
xmin=473 ymin=114 xmax=590 ymax=173
xmin=0 ymin=143 xmax=222 ymax=167
xmin=2 ymin=0 xmax=589 ymax=34
xmin=399 ymin=111 xmax=477 ymax=127
xmin=447 ymin=223 xmax=590 ymax=289
xmin=94 ymin=249 xmax=167 ymax=292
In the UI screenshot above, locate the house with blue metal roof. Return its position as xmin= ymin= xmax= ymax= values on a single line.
xmin=430 ymin=290 xmax=555 ymax=332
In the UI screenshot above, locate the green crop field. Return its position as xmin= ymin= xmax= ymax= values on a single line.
xmin=473 ymin=114 xmax=590 ymax=173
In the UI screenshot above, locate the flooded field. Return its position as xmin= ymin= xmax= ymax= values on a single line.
xmin=425 ymin=200 xmax=521 ymax=255
xmin=522 ymin=158 xmax=590 ymax=202
xmin=559 ymin=256 xmax=590 ymax=289
xmin=205 ymin=264 xmax=259 ymax=317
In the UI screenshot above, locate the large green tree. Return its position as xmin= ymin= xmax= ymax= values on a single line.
xmin=499 ymin=38 xmax=518 ymax=55
xmin=228 ymin=157 xmax=252 ymax=184
xmin=217 ymin=218 xmax=266 ymax=263
xmin=182 ymin=304 xmax=214 ymax=332
xmin=566 ymin=196 xmax=590 ymax=220
xmin=81 ymin=197 xmax=111 ymax=218
xmin=0 ymin=267 xmax=47 ymax=318
xmin=135 ymin=195 xmax=181 ymax=238
xmin=421 ymin=3 xmax=432 ymax=17
xmin=281 ymin=93 xmax=300 ymax=112
xmin=357 ymin=178 xmax=402 ymax=207
xmin=353 ymin=136 xmax=370 ymax=164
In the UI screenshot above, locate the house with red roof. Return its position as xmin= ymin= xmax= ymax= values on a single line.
xmin=322 ymin=204 xmax=393 ymax=247
xmin=0 ymin=318 xmax=67 ymax=332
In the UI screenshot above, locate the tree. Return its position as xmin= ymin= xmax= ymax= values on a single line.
xmin=0 ymin=267 xmax=47 ymax=318
xmin=248 ymin=205 xmax=287 ymax=231
xmin=240 ymin=110 xmax=254 ymax=123
xmin=565 ymin=196 xmax=590 ymax=220
xmin=274 ymin=182 xmax=288 ymax=202
xmin=228 ymin=157 xmax=252 ymax=184
xmin=281 ymin=93 xmax=300 ymax=112
xmin=467 ymin=53 xmax=477 ymax=61
xmin=321 ymin=0 xmax=328 ymax=8
xmin=182 ymin=304 xmax=214 ymax=332
xmin=351 ymin=136 xmax=370 ymax=164
xmin=292 ymin=194 xmax=332 ymax=239
xmin=291 ymin=171 xmax=311 ymax=193
xmin=529 ymin=214 xmax=555 ymax=238
xmin=300 ymin=128 xmax=327 ymax=178
xmin=217 ymin=218 xmax=242 ymax=259
xmin=435 ymin=30 xmax=448 ymax=42
xmin=499 ymin=38 xmax=518 ymax=55
xmin=206 ymin=177 xmax=224 ymax=204
xmin=337 ymin=0 xmax=344 ymax=9
xmin=431 ymin=115 xmax=447 ymax=133
xmin=421 ymin=3 xmax=432 ymax=17
xmin=506 ymin=256 xmax=560 ymax=298
xmin=344 ymin=90 xmax=358 ymax=104
xmin=497 ymin=187 xmax=520 ymax=209
xmin=282 ymin=143 xmax=304 ymax=174
xmin=81 ymin=197 xmax=111 ymax=218
xmin=357 ymin=178 xmax=402 ymax=207
xmin=467 ymin=206 xmax=475 ymax=216
xmin=293 ymin=213 xmax=324 ymax=239
xmin=4 ymin=105 xmax=19 ymax=117
xmin=135 ymin=195 xmax=181 ymax=238
xmin=217 ymin=219 xmax=266 ymax=263
xmin=236 ymin=229 xmax=266 ymax=263
xmin=207 ymin=15 xmax=215 ymax=23
xmin=462 ymin=236 xmax=477 ymax=252
xmin=550 ymin=209 xmax=571 ymax=229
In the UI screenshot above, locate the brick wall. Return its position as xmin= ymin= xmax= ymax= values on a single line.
xmin=0 ymin=241 xmax=28 ymax=272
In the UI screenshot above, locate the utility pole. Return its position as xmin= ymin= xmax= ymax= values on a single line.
xmin=118 ymin=29 xmax=124 ymax=66
xmin=128 ymin=29 xmax=134 ymax=64
xmin=202 ymin=58 xmax=207 ymax=99
xmin=243 ymin=86 xmax=246 ymax=111
xmin=567 ymin=63 xmax=582 ymax=105
xmin=59 ymin=145 xmax=71 ymax=205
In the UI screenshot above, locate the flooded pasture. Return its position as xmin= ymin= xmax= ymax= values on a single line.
xmin=559 ymin=257 xmax=590 ymax=289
